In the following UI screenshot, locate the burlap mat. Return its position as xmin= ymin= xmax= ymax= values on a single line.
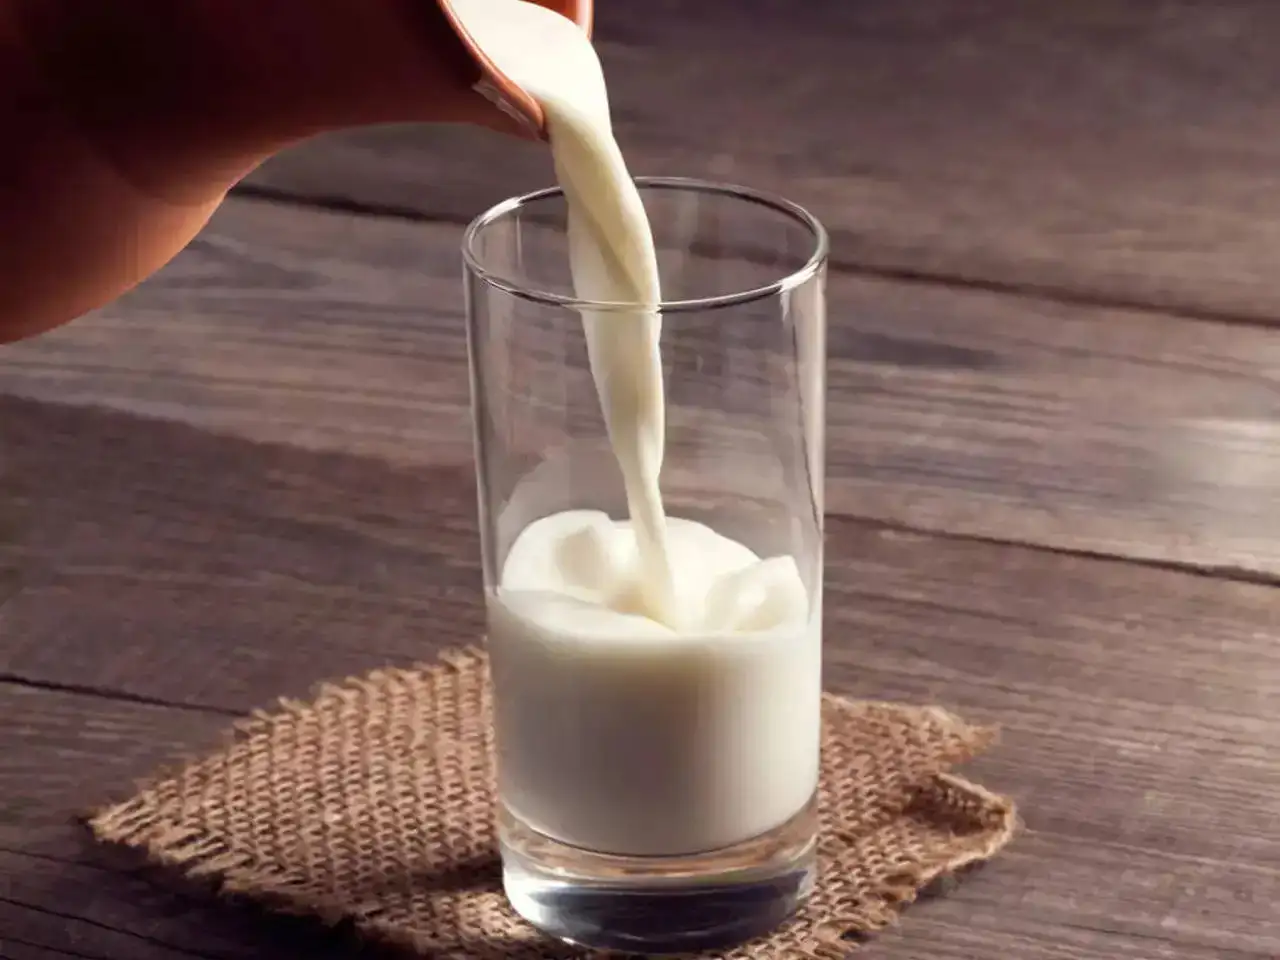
xmin=89 ymin=647 xmax=1017 ymax=958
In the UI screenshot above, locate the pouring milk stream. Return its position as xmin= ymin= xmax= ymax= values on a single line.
xmin=453 ymin=0 xmax=821 ymax=857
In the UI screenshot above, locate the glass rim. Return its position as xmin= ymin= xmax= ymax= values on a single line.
xmin=461 ymin=176 xmax=829 ymax=313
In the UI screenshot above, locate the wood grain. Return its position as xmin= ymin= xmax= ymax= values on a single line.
xmin=0 ymin=396 xmax=1276 ymax=957
xmin=6 ymin=196 xmax=1280 ymax=577
xmin=1 ymin=396 xmax=481 ymax=712
xmin=240 ymin=0 xmax=1280 ymax=323
xmin=0 ymin=689 xmax=398 ymax=960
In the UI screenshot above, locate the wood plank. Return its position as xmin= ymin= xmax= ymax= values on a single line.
xmin=241 ymin=0 xmax=1280 ymax=322
xmin=1 ymin=465 xmax=1276 ymax=957
xmin=5 ymin=197 xmax=1280 ymax=575
xmin=0 ymin=686 xmax=397 ymax=960
xmin=1 ymin=396 xmax=481 ymax=712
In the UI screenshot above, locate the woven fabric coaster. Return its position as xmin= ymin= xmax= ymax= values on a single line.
xmin=90 ymin=648 xmax=1017 ymax=958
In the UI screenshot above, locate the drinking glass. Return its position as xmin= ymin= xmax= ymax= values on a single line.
xmin=464 ymin=177 xmax=828 ymax=954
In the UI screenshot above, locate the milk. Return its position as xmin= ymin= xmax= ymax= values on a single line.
xmin=450 ymin=0 xmax=677 ymax=621
xmin=491 ymin=511 xmax=820 ymax=855
xmin=451 ymin=0 xmax=822 ymax=857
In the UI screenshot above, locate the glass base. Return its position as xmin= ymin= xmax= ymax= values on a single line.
xmin=499 ymin=797 xmax=819 ymax=955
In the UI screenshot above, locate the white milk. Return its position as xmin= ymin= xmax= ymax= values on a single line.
xmin=451 ymin=0 xmax=677 ymax=621
xmin=490 ymin=511 xmax=821 ymax=855
xmin=451 ymin=0 xmax=822 ymax=856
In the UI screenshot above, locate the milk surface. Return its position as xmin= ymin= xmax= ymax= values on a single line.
xmin=490 ymin=511 xmax=820 ymax=855
xmin=452 ymin=0 xmax=822 ymax=856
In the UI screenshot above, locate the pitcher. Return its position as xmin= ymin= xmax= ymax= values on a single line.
xmin=0 ymin=0 xmax=589 ymax=343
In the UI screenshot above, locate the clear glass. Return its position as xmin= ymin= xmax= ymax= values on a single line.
xmin=464 ymin=177 xmax=828 ymax=954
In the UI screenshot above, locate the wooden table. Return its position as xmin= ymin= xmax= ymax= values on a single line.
xmin=3 ymin=3 xmax=1278 ymax=957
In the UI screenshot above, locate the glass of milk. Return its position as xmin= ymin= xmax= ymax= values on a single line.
xmin=464 ymin=177 xmax=827 ymax=954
